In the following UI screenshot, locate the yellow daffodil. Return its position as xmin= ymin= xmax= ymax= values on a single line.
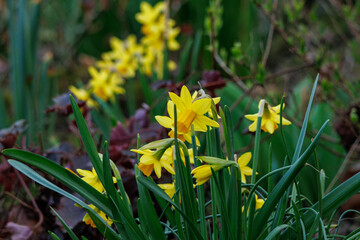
xmin=131 ymin=149 xmax=175 ymax=178
xmin=155 ymin=86 xmax=219 ymax=144
xmin=161 ymin=145 xmax=195 ymax=165
xmin=76 ymin=168 xmax=116 ymax=193
xmin=98 ymin=35 xmax=142 ymax=78
xmin=191 ymin=164 xmax=224 ymax=186
xmin=191 ymin=90 xmax=221 ymax=119
xmin=242 ymin=194 xmax=265 ymax=215
xmin=237 ymin=152 xmax=253 ymax=183
xmin=82 ymin=204 xmax=113 ymax=228
xmin=255 ymin=194 xmax=265 ymax=210
xmin=88 ymin=67 xmax=125 ymax=102
xmin=69 ymin=86 xmax=97 ymax=107
xmin=245 ymin=100 xmax=291 ymax=134
xmin=135 ymin=2 xmax=164 ymax=25
xmin=158 ymin=182 xmax=176 ymax=199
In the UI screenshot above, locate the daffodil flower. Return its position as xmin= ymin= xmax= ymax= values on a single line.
xmin=76 ymin=168 xmax=116 ymax=193
xmin=191 ymin=164 xmax=224 ymax=186
xmin=242 ymin=194 xmax=265 ymax=215
xmin=158 ymin=182 xmax=176 ymax=199
xmin=245 ymin=100 xmax=291 ymax=134
xmin=155 ymin=86 xmax=219 ymax=144
xmin=131 ymin=149 xmax=175 ymax=178
xmin=135 ymin=2 xmax=165 ymax=25
xmin=237 ymin=152 xmax=254 ymax=183
xmin=82 ymin=204 xmax=113 ymax=228
xmin=88 ymin=67 xmax=125 ymax=102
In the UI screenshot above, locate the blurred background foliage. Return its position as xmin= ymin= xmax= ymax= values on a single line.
xmin=1 ymin=0 xmax=360 ymax=237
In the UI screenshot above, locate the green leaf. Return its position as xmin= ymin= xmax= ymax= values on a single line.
xmin=137 ymin=176 xmax=204 ymax=240
xmin=139 ymin=138 xmax=174 ymax=150
xmin=292 ymin=74 xmax=319 ymax=164
xmin=50 ymin=207 xmax=79 ymax=240
xmin=301 ymin=171 xmax=360 ymax=234
xmin=250 ymin=119 xmax=329 ymax=239
xmin=69 ymin=95 xmax=105 ymax=186
xmin=176 ymin=39 xmax=193 ymax=82
xmin=7 ymin=160 xmax=121 ymax=240
xmin=264 ymin=225 xmax=294 ymax=240
xmin=48 ymin=231 xmax=61 ymax=240
xmin=3 ymin=149 xmax=111 ymax=216
xmin=135 ymin=166 xmax=166 ymax=240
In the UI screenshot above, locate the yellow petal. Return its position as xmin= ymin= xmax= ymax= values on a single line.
xmin=265 ymin=119 xmax=275 ymax=134
xmin=155 ymin=116 xmax=173 ymax=128
xmin=248 ymin=121 xmax=257 ymax=132
xmin=140 ymin=154 xmax=156 ymax=165
xmin=139 ymin=163 xmax=153 ymax=176
xmin=169 ymin=92 xmax=186 ymax=112
xmin=167 ymin=100 xmax=175 ymax=119
xmin=238 ymin=152 xmax=252 ymax=166
xmin=162 ymin=161 xmax=175 ymax=175
xmin=76 ymin=169 xmax=93 ymax=178
xmin=241 ymin=166 xmax=253 ymax=176
xmin=272 ymin=103 xmax=285 ymax=113
xmin=213 ymin=97 xmax=221 ymax=105
xmin=245 ymin=113 xmax=258 ymax=121
xmin=153 ymin=161 xmax=162 ymax=178
xmin=192 ymin=99 xmax=211 ymax=115
xmin=180 ymin=86 xmax=193 ymax=108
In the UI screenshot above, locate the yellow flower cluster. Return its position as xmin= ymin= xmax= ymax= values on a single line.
xmin=70 ymin=67 xmax=125 ymax=107
xmin=70 ymin=1 xmax=180 ymax=107
xmin=132 ymin=85 xmax=220 ymax=198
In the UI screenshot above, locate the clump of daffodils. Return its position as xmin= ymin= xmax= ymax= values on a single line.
xmin=70 ymin=1 xmax=180 ymax=106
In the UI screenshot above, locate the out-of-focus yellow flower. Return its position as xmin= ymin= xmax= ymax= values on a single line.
xmin=158 ymin=181 xmax=176 ymax=199
xmin=98 ymin=36 xmax=142 ymax=78
xmin=237 ymin=152 xmax=253 ymax=183
xmin=191 ymin=164 xmax=224 ymax=186
xmin=69 ymin=86 xmax=97 ymax=107
xmin=76 ymin=168 xmax=116 ymax=193
xmin=135 ymin=2 xmax=165 ymax=25
xmin=155 ymin=86 xmax=219 ymax=144
xmin=131 ymin=149 xmax=175 ymax=178
xmin=82 ymin=204 xmax=113 ymax=228
xmin=245 ymin=100 xmax=291 ymax=134
xmin=88 ymin=67 xmax=125 ymax=102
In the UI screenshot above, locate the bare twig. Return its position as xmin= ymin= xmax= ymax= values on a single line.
xmin=14 ymin=170 xmax=44 ymax=230
xmin=262 ymin=0 xmax=278 ymax=67
xmin=214 ymin=54 xmax=250 ymax=91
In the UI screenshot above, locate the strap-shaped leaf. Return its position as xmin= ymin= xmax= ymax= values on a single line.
xmin=8 ymin=160 xmax=121 ymax=240
xmin=3 ymin=149 xmax=111 ymax=216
